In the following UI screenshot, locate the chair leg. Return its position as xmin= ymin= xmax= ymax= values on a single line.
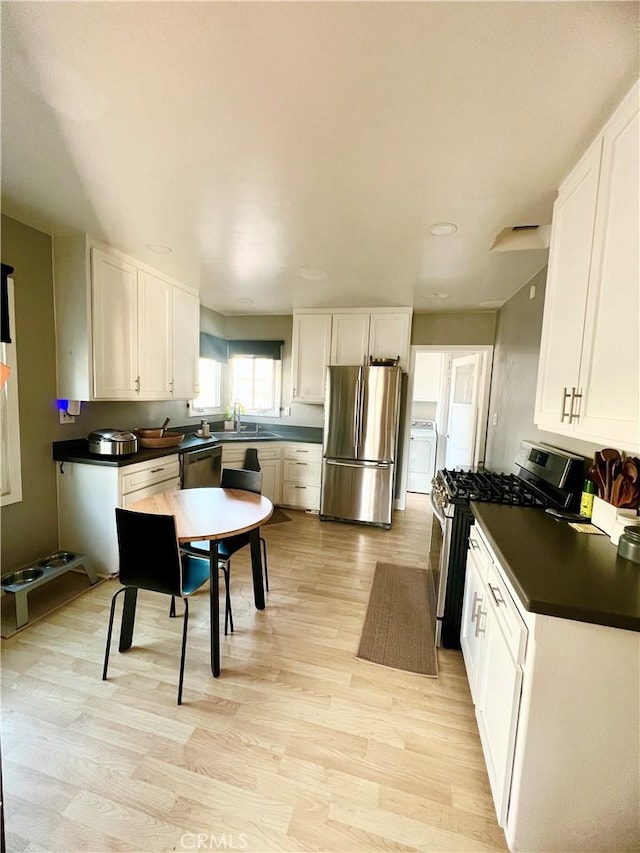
xmin=222 ymin=565 xmax=234 ymax=635
xmin=169 ymin=596 xmax=176 ymax=618
xmin=177 ymin=597 xmax=189 ymax=705
xmin=260 ymin=536 xmax=269 ymax=592
xmin=103 ymin=587 xmax=127 ymax=681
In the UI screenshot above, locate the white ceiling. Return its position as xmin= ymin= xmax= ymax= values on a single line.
xmin=2 ymin=2 xmax=638 ymax=316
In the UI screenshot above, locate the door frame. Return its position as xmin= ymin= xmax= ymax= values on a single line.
xmin=396 ymin=344 xmax=494 ymax=510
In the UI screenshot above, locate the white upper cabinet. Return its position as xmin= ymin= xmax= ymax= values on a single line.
xmin=292 ymin=307 xmax=412 ymax=405
xmin=368 ymin=311 xmax=411 ymax=365
xmin=91 ymin=249 xmax=139 ymax=399
xmin=54 ymin=235 xmax=200 ymax=401
xmin=171 ymin=286 xmax=200 ymax=400
xmin=137 ymin=268 xmax=173 ymax=400
xmin=291 ymin=313 xmax=332 ymax=403
xmin=535 ymin=81 xmax=639 ymax=452
xmin=330 ymin=308 xmax=412 ymax=367
xmin=330 ymin=313 xmax=371 ymax=365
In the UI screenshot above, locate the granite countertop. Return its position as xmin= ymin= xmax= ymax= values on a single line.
xmin=470 ymin=502 xmax=640 ymax=632
xmin=52 ymin=424 xmax=323 ymax=468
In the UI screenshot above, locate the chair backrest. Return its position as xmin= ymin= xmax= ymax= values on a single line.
xmin=115 ymin=508 xmax=183 ymax=596
xmin=243 ymin=447 xmax=261 ymax=472
xmin=221 ymin=467 xmax=262 ymax=495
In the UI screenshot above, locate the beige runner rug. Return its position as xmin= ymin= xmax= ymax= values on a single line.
xmin=356 ymin=562 xmax=438 ymax=677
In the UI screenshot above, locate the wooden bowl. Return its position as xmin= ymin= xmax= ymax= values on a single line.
xmin=137 ymin=433 xmax=185 ymax=449
xmin=134 ymin=428 xmax=164 ymax=438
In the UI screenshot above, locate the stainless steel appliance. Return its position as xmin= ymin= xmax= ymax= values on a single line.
xmin=88 ymin=428 xmax=137 ymax=456
xmin=407 ymin=420 xmax=437 ymax=494
xmin=429 ymin=440 xmax=585 ymax=648
xmin=180 ymin=444 xmax=222 ymax=489
xmin=320 ymin=364 xmax=401 ymax=528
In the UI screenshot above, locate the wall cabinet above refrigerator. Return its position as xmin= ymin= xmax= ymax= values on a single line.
xmin=291 ymin=307 xmax=412 ymax=403
xmin=53 ymin=235 xmax=200 ymax=402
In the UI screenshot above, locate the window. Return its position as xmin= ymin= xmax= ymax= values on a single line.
xmin=230 ymin=356 xmax=281 ymax=417
xmin=1 ymin=275 xmax=22 ymax=506
xmin=190 ymin=357 xmax=226 ymax=417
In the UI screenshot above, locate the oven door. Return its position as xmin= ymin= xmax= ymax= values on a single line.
xmin=429 ymin=490 xmax=452 ymax=646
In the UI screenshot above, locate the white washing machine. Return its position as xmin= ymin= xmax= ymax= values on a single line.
xmin=407 ymin=420 xmax=437 ymax=494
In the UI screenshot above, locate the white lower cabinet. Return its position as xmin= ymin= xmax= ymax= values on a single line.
xmin=281 ymin=444 xmax=322 ymax=511
xmin=57 ymin=456 xmax=180 ymax=575
xmin=220 ymin=441 xmax=322 ymax=510
xmin=463 ymin=520 xmax=640 ymax=852
xmin=462 ymin=526 xmax=526 ymax=828
xmin=220 ymin=443 xmax=282 ymax=506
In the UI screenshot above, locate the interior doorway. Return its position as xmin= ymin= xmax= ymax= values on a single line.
xmin=396 ymin=345 xmax=493 ymax=508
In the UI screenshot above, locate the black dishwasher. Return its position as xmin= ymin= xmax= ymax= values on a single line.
xmin=180 ymin=444 xmax=222 ymax=489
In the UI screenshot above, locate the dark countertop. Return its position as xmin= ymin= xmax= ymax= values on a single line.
xmin=52 ymin=424 xmax=323 ymax=468
xmin=471 ymin=502 xmax=640 ymax=632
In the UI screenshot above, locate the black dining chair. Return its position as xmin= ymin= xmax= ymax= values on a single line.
xmin=103 ymin=508 xmax=210 ymax=705
xmin=181 ymin=467 xmax=269 ymax=634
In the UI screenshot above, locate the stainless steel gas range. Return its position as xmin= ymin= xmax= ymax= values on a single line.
xmin=428 ymin=440 xmax=585 ymax=648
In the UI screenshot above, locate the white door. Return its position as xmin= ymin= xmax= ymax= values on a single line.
xmin=291 ymin=313 xmax=332 ymax=403
xmin=445 ymin=354 xmax=482 ymax=468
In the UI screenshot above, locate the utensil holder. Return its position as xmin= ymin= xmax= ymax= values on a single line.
xmin=591 ymin=496 xmax=617 ymax=537
xmin=591 ymin=496 xmax=639 ymax=544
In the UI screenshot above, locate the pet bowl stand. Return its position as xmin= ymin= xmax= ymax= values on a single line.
xmin=1 ymin=552 xmax=98 ymax=629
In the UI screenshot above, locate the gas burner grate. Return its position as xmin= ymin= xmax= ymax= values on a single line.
xmin=439 ymin=469 xmax=548 ymax=507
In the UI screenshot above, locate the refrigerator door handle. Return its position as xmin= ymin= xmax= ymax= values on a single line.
xmin=326 ymin=459 xmax=390 ymax=469
xmin=353 ymin=374 xmax=360 ymax=452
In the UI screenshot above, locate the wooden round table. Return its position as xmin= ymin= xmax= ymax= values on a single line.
xmin=127 ymin=487 xmax=273 ymax=676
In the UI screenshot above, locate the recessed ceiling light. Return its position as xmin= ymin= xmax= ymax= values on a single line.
xmin=238 ymin=298 xmax=254 ymax=304
xmin=423 ymin=292 xmax=450 ymax=300
xmin=428 ymin=222 xmax=458 ymax=237
xmin=146 ymin=243 xmax=172 ymax=254
xmin=297 ymin=266 xmax=328 ymax=281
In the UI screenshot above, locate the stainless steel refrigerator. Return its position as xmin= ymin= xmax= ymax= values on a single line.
xmin=320 ymin=364 xmax=402 ymax=528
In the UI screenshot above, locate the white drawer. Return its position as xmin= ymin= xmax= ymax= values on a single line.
xmin=283 ymin=443 xmax=322 ymax=463
xmin=281 ymin=483 xmax=320 ymax=511
xmin=485 ymin=560 xmax=527 ymax=663
xmin=120 ymin=456 xmax=180 ymax=495
xmin=121 ymin=477 xmax=180 ymax=507
xmin=221 ymin=443 xmax=282 ymax=464
xmin=283 ymin=459 xmax=321 ymax=485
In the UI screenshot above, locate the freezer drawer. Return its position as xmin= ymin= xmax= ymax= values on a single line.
xmin=320 ymin=459 xmax=394 ymax=527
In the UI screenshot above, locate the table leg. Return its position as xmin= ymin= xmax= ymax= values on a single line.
xmin=209 ymin=541 xmax=220 ymax=677
xmin=249 ymin=528 xmax=265 ymax=610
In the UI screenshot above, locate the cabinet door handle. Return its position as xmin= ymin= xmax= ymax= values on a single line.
xmin=569 ymin=387 xmax=582 ymax=423
xmin=475 ymin=606 xmax=487 ymax=637
xmin=292 ymin=386 xmax=297 ymax=397
xmin=135 ymin=375 xmax=141 ymax=393
xmin=295 ymin=462 xmax=308 ymax=466
xmin=469 ymin=537 xmax=479 ymax=550
xmin=560 ymin=386 xmax=571 ymax=422
xmin=471 ymin=591 xmax=482 ymax=623
xmin=488 ymin=583 xmax=505 ymax=607
xmin=150 ymin=467 xmax=166 ymax=473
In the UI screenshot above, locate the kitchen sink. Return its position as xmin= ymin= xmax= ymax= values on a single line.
xmin=211 ymin=430 xmax=281 ymax=441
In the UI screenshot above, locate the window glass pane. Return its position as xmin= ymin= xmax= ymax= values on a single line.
xmin=230 ymin=357 xmax=278 ymax=413
xmin=192 ymin=358 xmax=222 ymax=410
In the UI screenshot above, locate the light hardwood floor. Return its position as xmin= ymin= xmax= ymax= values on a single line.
xmin=1 ymin=494 xmax=507 ymax=853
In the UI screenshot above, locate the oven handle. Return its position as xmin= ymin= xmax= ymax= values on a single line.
xmin=429 ymin=489 xmax=446 ymax=527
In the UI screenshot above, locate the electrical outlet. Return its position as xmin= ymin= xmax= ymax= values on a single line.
xmin=492 ymin=413 xmax=498 ymax=426
xmin=283 ymin=406 xmax=291 ymax=417
xmin=59 ymin=410 xmax=76 ymax=424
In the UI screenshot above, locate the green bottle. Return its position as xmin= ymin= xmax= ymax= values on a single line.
xmin=580 ymin=479 xmax=597 ymax=518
